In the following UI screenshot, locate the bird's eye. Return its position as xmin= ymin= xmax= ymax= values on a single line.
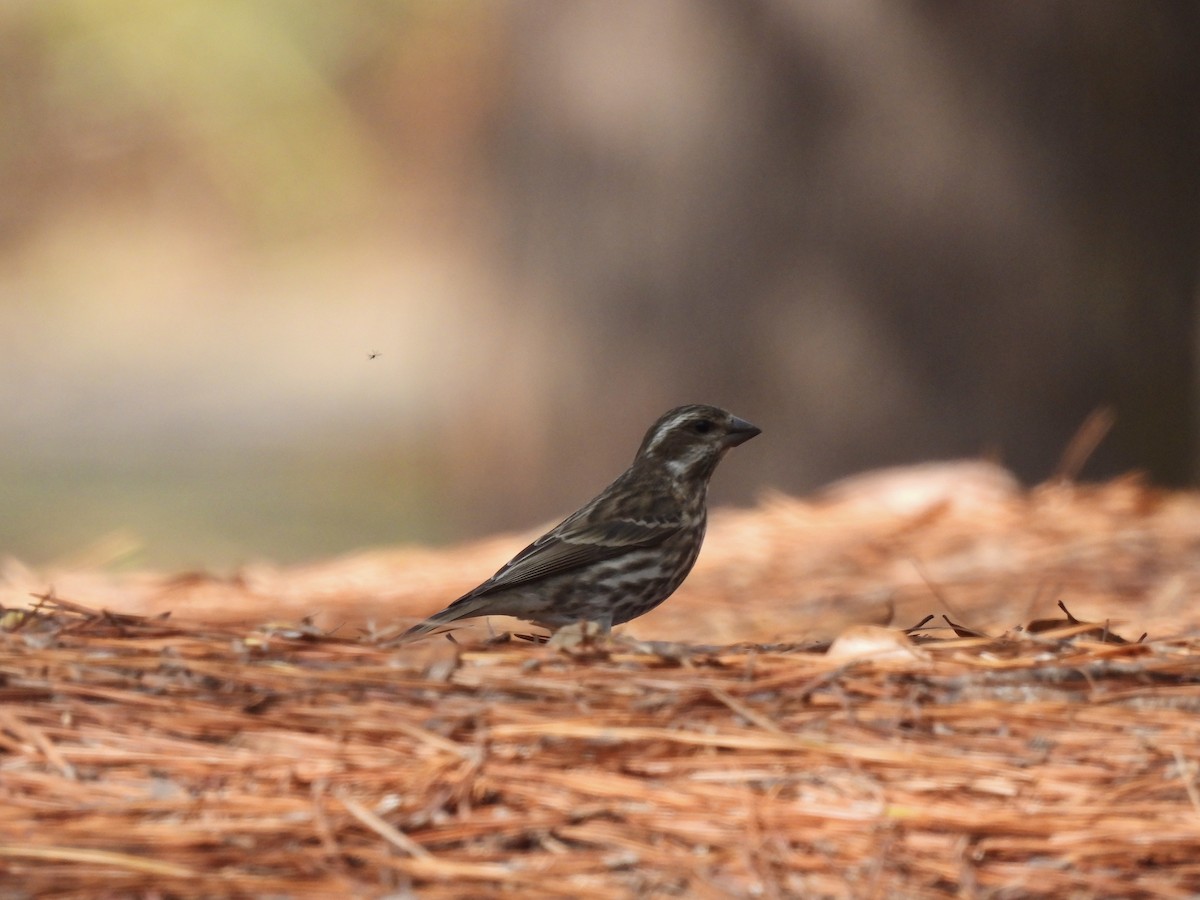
xmin=692 ymin=419 xmax=714 ymax=434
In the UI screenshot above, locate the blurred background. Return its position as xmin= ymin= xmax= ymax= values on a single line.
xmin=1 ymin=1 xmax=1197 ymax=569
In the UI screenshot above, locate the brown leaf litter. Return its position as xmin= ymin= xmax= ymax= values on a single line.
xmin=2 ymin=465 xmax=1200 ymax=897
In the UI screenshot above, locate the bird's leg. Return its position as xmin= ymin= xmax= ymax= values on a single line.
xmin=546 ymin=617 xmax=610 ymax=649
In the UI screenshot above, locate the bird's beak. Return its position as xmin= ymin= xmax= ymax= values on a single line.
xmin=724 ymin=416 xmax=761 ymax=447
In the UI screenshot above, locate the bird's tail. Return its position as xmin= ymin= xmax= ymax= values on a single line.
xmin=392 ymin=595 xmax=492 ymax=644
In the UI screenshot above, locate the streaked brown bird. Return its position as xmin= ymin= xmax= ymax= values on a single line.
xmin=399 ymin=404 xmax=760 ymax=642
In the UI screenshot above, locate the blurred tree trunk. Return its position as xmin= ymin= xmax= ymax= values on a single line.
xmin=461 ymin=0 xmax=1200 ymax=533
xmin=948 ymin=2 xmax=1200 ymax=483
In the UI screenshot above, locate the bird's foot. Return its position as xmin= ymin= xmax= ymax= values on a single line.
xmin=546 ymin=619 xmax=611 ymax=651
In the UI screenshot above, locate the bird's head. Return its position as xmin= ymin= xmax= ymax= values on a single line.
xmin=634 ymin=404 xmax=761 ymax=484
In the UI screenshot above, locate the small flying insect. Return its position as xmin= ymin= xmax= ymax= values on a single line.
xmin=367 ymin=352 xmax=381 ymax=360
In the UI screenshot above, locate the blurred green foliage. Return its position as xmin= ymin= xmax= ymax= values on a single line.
xmin=2 ymin=0 xmax=483 ymax=239
xmin=0 ymin=1 xmax=493 ymax=567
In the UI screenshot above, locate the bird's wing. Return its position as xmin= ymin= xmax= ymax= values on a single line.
xmin=466 ymin=513 xmax=683 ymax=598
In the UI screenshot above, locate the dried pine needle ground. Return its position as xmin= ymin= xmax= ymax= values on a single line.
xmin=3 ymin=474 xmax=1200 ymax=897
xmin=2 ymin=597 xmax=1200 ymax=898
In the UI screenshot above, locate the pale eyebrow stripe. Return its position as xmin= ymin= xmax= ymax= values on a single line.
xmin=644 ymin=410 xmax=694 ymax=454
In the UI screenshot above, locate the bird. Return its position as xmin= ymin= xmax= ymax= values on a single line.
xmin=398 ymin=404 xmax=760 ymax=642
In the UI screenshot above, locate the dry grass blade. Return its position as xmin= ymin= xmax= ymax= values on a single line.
xmin=334 ymin=790 xmax=433 ymax=860
xmin=1054 ymin=405 xmax=1117 ymax=482
xmin=0 ymin=845 xmax=197 ymax=877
